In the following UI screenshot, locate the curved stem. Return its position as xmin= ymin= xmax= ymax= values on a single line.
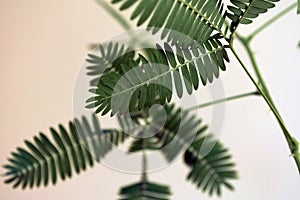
xmin=230 ymin=46 xmax=300 ymax=173
xmin=95 ymin=0 xmax=132 ymax=31
xmin=247 ymin=2 xmax=297 ymax=41
xmin=186 ymin=91 xmax=259 ymax=111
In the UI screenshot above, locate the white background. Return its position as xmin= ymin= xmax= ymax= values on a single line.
xmin=0 ymin=0 xmax=300 ymax=199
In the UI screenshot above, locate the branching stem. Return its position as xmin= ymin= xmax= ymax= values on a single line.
xmin=230 ymin=46 xmax=300 ymax=173
xmin=186 ymin=91 xmax=259 ymax=111
xmin=236 ymin=34 xmax=274 ymax=105
xmin=230 ymin=2 xmax=300 ymax=173
xmin=96 ymin=0 xmax=300 ymax=173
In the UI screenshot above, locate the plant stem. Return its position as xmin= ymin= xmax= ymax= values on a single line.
xmin=234 ymin=2 xmax=300 ymax=173
xmin=230 ymin=46 xmax=300 ymax=173
xmin=141 ymin=112 xmax=149 ymax=181
xmin=236 ymin=34 xmax=274 ymax=105
xmin=95 ymin=0 xmax=132 ymax=31
xmin=247 ymin=2 xmax=297 ymax=41
xmin=142 ymin=150 xmax=148 ymax=181
xmin=96 ymin=0 xmax=300 ymax=173
xmin=186 ymin=91 xmax=259 ymax=111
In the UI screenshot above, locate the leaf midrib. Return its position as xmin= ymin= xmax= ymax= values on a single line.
xmin=154 ymin=118 xmax=224 ymax=184
xmin=188 ymin=142 xmax=224 ymax=183
xmin=98 ymin=47 xmax=224 ymax=101
xmin=10 ymin=132 xmax=114 ymax=177
xmin=176 ymin=0 xmax=225 ymax=37
xmin=233 ymin=0 xmax=256 ymax=32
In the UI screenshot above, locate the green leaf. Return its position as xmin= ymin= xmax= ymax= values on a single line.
xmin=3 ymin=115 xmax=127 ymax=189
xmin=86 ymin=40 xmax=229 ymax=116
xmin=227 ymin=0 xmax=280 ymax=32
xmin=86 ymin=42 xmax=134 ymax=86
xmin=298 ymin=0 xmax=300 ymax=14
xmin=121 ymin=103 xmax=238 ymax=196
xmin=184 ymin=131 xmax=238 ymax=196
xmin=118 ymin=180 xmax=172 ymax=200
xmin=112 ymin=0 xmax=227 ymax=45
xmin=127 ymin=104 xmax=198 ymax=161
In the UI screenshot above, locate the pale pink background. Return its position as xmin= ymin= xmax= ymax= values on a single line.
xmin=0 ymin=0 xmax=300 ymax=199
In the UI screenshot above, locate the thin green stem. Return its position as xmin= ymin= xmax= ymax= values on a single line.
xmin=142 ymin=150 xmax=148 ymax=181
xmin=230 ymin=46 xmax=300 ymax=173
xmin=96 ymin=0 xmax=300 ymax=174
xmin=95 ymin=0 xmax=132 ymax=31
xmin=141 ymin=140 xmax=148 ymax=181
xmin=141 ymin=112 xmax=149 ymax=181
xmin=247 ymin=2 xmax=297 ymax=41
xmin=236 ymin=34 xmax=274 ymax=106
xmin=186 ymin=91 xmax=259 ymax=111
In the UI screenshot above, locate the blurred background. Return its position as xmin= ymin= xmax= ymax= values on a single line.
xmin=0 ymin=0 xmax=300 ymax=199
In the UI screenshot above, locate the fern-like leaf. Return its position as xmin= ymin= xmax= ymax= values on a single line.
xmin=184 ymin=130 xmax=238 ymax=196
xmin=86 ymin=42 xmax=134 ymax=86
xmin=86 ymin=40 xmax=229 ymax=116
xmin=227 ymin=0 xmax=279 ymax=31
xmin=112 ymin=0 xmax=227 ymax=45
xmin=3 ymin=115 xmax=126 ymax=189
xmin=118 ymin=180 xmax=172 ymax=200
xmin=127 ymin=104 xmax=199 ymax=162
xmin=121 ymin=103 xmax=237 ymax=196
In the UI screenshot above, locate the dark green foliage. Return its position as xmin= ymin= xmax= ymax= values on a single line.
xmin=123 ymin=103 xmax=238 ymax=196
xmin=3 ymin=0 xmax=253 ymax=196
xmin=128 ymin=137 xmax=161 ymax=152
xmin=118 ymin=180 xmax=172 ymax=200
xmin=227 ymin=0 xmax=280 ymax=31
xmin=3 ymin=115 xmax=126 ymax=189
xmin=112 ymin=0 xmax=227 ymax=45
xmin=86 ymin=40 xmax=229 ymax=116
xmin=86 ymin=42 xmax=134 ymax=86
xmin=127 ymin=104 xmax=199 ymax=162
xmin=156 ymin=104 xmax=203 ymax=162
xmin=298 ymin=0 xmax=300 ymax=14
xmin=184 ymin=131 xmax=238 ymax=196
